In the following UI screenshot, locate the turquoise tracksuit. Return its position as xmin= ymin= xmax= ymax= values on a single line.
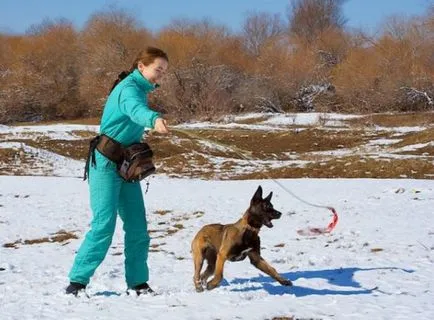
xmin=69 ymin=69 xmax=160 ymax=288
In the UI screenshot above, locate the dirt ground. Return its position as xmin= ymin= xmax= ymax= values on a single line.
xmin=1 ymin=112 xmax=433 ymax=179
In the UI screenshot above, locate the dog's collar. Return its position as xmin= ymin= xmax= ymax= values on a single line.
xmin=245 ymin=224 xmax=260 ymax=233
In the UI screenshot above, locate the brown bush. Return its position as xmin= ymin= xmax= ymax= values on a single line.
xmin=0 ymin=6 xmax=433 ymax=124
xmin=78 ymin=8 xmax=154 ymax=116
xmin=333 ymin=14 xmax=434 ymax=113
xmin=153 ymin=61 xmax=242 ymax=122
xmin=1 ymin=20 xmax=83 ymax=123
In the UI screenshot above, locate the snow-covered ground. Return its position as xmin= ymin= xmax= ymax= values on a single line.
xmin=1 ymin=176 xmax=433 ymax=320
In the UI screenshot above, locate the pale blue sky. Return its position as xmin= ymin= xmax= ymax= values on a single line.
xmin=0 ymin=0 xmax=431 ymax=34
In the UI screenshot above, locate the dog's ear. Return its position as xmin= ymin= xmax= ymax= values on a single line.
xmin=251 ymin=185 xmax=263 ymax=203
xmin=264 ymin=191 xmax=273 ymax=202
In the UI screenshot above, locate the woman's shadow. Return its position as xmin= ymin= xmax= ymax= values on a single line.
xmin=226 ymin=266 xmax=414 ymax=297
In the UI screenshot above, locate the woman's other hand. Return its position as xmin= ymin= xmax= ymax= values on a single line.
xmin=154 ymin=118 xmax=169 ymax=134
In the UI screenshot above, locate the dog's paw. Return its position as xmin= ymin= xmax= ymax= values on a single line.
xmin=195 ymin=286 xmax=204 ymax=293
xmin=280 ymin=279 xmax=293 ymax=286
xmin=206 ymin=281 xmax=218 ymax=290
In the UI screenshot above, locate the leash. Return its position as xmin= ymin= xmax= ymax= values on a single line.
xmin=171 ymin=127 xmax=339 ymax=236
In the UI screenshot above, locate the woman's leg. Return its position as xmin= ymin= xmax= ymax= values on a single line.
xmin=118 ymin=181 xmax=150 ymax=288
xmin=68 ymin=166 xmax=122 ymax=285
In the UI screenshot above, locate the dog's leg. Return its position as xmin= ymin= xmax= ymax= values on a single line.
xmin=200 ymin=249 xmax=216 ymax=284
xmin=206 ymin=229 xmax=238 ymax=290
xmin=206 ymin=251 xmax=227 ymax=290
xmin=200 ymin=264 xmax=215 ymax=284
xmin=248 ymin=251 xmax=292 ymax=286
xmin=206 ymin=228 xmax=239 ymax=290
xmin=192 ymin=242 xmax=205 ymax=292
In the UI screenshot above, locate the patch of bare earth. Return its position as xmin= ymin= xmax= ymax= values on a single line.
xmin=2 ymin=113 xmax=433 ymax=179
xmin=347 ymin=112 xmax=434 ymax=127
xmin=10 ymin=117 xmax=100 ymax=126
xmin=235 ymin=157 xmax=433 ymax=179
xmin=0 ymin=147 xmax=45 ymax=175
xmin=14 ymin=138 xmax=91 ymax=160
xmin=3 ymin=230 xmax=78 ymax=249
xmin=392 ymin=127 xmax=434 ymax=148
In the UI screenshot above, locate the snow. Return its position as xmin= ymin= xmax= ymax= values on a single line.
xmin=260 ymin=113 xmax=361 ymax=127
xmin=367 ymin=138 xmax=402 ymax=146
xmin=176 ymin=121 xmax=287 ymax=131
xmin=0 ymin=124 xmax=99 ymax=141
xmin=1 ymin=176 xmax=433 ymax=320
xmin=177 ymin=112 xmax=364 ymax=131
xmin=375 ymin=126 xmax=427 ymax=134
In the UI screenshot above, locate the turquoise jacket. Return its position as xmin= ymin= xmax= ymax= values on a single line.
xmin=99 ymin=69 xmax=161 ymax=146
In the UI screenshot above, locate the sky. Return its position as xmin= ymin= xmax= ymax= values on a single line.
xmin=0 ymin=0 xmax=431 ymax=35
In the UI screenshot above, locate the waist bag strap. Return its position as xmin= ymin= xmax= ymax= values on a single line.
xmin=83 ymin=134 xmax=124 ymax=181
xmin=83 ymin=136 xmax=100 ymax=181
xmin=96 ymin=134 xmax=124 ymax=163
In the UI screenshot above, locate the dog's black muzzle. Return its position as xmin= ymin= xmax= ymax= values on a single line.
xmin=272 ymin=210 xmax=282 ymax=220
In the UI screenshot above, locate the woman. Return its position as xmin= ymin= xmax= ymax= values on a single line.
xmin=66 ymin=47 xmax=170 ymax=296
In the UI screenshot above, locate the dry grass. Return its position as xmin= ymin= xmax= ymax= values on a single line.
xmin=348 ymin=112 xmax=434 ymax=127
xmin=3 ymin=230 xmax=78 ymax=249
xmin=274 ymin=243 xmax=285 ymax=247
xmin=1 ymin=113 xmax=433 ymax=179
xmin=235 ymin=157 xmax=434 ymax=179
xmin=398 ymin=145 xmax=434 ymax=156
xmin=22 ymin=138 xmax=90 ymax=160
xmin=168 ymin=128 xmax=368 ymax=158
xmin=0 ymin=147 xmax=45 ymax=176
xmin=0 ymin=148 xmax=18 ymax=163
xmin=154 ymin=210 xmax=173 ymax=216
xmin=71 ymin=130 xmax=97 ymax=138
xmin=392 ymin=127 xmax=434 ymax=148
xmin=11 ymin=117 xmax=100 ymax=126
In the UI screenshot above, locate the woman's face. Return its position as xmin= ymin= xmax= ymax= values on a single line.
xmin=138 ymin=57 xmax=168 ymax=84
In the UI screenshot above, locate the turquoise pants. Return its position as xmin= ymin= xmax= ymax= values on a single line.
xmin=69 ymin=152 xmax=150 ymax=288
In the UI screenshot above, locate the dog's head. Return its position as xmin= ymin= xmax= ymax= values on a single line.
xmin=247 ymin=185 xmax=282 ymax=229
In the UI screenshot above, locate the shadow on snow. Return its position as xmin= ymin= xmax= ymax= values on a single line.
xmin=226 ymin=266 xmax=414 ymax=297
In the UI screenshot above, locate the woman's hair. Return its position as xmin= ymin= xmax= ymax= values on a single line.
xmin=109 ymin=46 xmax=169 ymax=93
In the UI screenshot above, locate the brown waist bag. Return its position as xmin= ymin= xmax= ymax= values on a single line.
xmin=84 ymin=134 xmax=156 ymax=182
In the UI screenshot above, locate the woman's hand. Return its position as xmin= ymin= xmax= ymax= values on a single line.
xmin=154 ymin=118 xmax=169 ymax=134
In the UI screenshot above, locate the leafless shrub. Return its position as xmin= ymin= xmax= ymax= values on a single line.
xmin=397 ymin=86 xmax=433 ymax=111
xmin=78 ymin=8 xmax=153 ymax=116
xmin=153 ymin=61 xmax=241 ymax=122
xmin=295 ymin=83 xmax=335 ymax=111
xmin=1 ymin=19 xmax=83 ymax=123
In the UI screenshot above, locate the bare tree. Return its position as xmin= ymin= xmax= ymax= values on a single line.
xmin=241 ymin=11 xmax=286 ymax=56
xmin=288 ymin=0 xmax=347 ymax=42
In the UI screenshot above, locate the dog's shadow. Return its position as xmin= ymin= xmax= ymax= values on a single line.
xmin=227 ymin=266 xmax=414 ymax=297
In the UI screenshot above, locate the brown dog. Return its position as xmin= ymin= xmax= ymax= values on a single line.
xmin=191 ymin=186 xmax=292 ymax=292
